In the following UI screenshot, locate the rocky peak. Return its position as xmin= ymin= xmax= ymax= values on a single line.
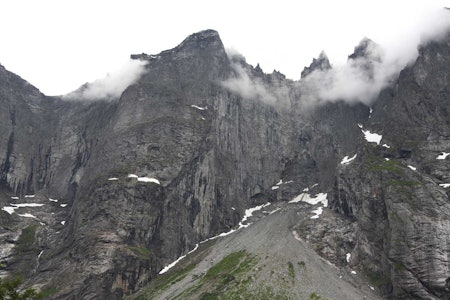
xmin=130 ymin=29 xmax=230 ymax=86
xmin=176 ymin=29 xmax=221 ymax=47
xmin=348 ymin=37 xmax=382 ymax=62
xmin=131 ymin=29 xmax=226 ymax=62
xmin=347 ymin=38 xmax=383 ymax=80
xmin=167 ymin=29 xmax=225 ymax=56
xmin=301 ymin=51 xmax=331 ymax=78
xmin=1 ymin=29 xmax=450 ymax=300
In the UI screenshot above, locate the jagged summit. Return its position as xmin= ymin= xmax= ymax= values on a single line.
xmin=1 ymin=29 xmax=450 ymax=300
xmin=131 ymin=29 xmax=224 ymax=61
xmin=176 ymin=29 xmax=222 ymax=49
xmin=301 ymin=51 xmax=331 ymax=78
xmin=348 ymin=37 xmax=381 ymax=61
xmin=347 ymin=37 xmax=383 ymax=80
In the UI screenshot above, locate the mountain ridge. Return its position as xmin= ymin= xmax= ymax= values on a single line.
xmin=0 ymin=29 xmax=449 ymax=299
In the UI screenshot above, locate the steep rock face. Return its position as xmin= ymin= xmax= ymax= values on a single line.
xmin=1 ymin=30 xmax=305 ymax=298
xmin=332 ymin=35 xmax=450 ymax=299
xmin=0 ymin=64 xmax=46 ymax=194
xmin=0 ymin=29 xmax=449 ymax=300
xmin=0 ymin=30 xmax=368 ymax=298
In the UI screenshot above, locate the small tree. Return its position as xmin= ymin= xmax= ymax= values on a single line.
xmin=0 ymin=263 xmax=41 ymax=300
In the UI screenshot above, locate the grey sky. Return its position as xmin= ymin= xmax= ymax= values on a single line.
xmin=1 ymin=0 xmax=449 ymax=95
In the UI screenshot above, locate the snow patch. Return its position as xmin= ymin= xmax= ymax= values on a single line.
xmin=159 ymin=243 xmax=200 ymax=275
xmin=191 ymin=105 xmax=208 ymax=111
xmin=159 ymin=254 xmax=186 ymax=274
xmin=382 ymin=144 xmax=391 ymax=149
xmin=10 ymin=203 xmax=44 ymax=208
xmin=188 ymin=243 xmax=199 ymax=255
xmin=127 ymin=174 xmax=160 ymax=184
xmin=439 ymin=183 xmax=450 ymax=188
xmin=271 ymin=185 xmax=279 ymax=190
xmin=159 ymin=255 xmax=185 ymax=274
xmin=1 ymin=206 xmax=16 ymax=214
xmin=24 ymin=195 xmax=35 ymax=198
xmin=310 ymin=206 xmax=323 ymax=219
xmin=238 ymin=203 xmax=271 ymax=229
xmin=2 ymin=203 xmax=44 ymax=214
xmin=18 ymin=213 xmax=38 ymax=219
xmin=437 ymin=152 xmax=450 ymax=160
xmin=11 ymin=196 xmax=19 ymax=200
xmin=269 ymin=208 xmax=281 ymax=214
xmin=351 ymin=270 xmax=357 ymax=275
xmin=60 ymin=204 xmax=68 ymax=208
xmin=346 ymin=253 xmax=351 ymax=263
xmin=200 ymin=202 xmax=273 ymax=244
xmin=137 ymin=177 xmax=160 ymax=184
xmin=273 ymin=179 xmax=292 ymax=188
xmin=289 ymin=193 xmax=328 ymax=207
xmin=292 ymin=230 xmax=302 ymax=242
xmin=408 ymin=165 xmax=417 ymax=171
xmin=108 ymin=177 xmax=119 ymax=181
xmin=362 ymin=129 xmax=382 ymax=144
xmin=159 ymin=202 xmax=274 ymax=275
xmin=49 ymin=198 xmax=58 ymax=202
xmin=210 ymin=229 xmax=237 ymax=240
xmin=341 ymin=154 xmax=357 ymax=164
xmin=35 ymin=250 xmax=44 ymax=272
xmin=61 ymin=221 xmax=66 ymax=225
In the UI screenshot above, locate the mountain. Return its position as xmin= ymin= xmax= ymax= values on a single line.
xmin=300 ymin=51 xmax=331 ymax=78
xmin=0 ymin=28 xmax=449 ymax=299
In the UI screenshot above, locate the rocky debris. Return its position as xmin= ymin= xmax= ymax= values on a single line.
xmin=131 ymin=202 xmax=382 ymax=300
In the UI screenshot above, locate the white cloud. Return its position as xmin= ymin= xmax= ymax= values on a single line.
xmin=298 ymin=8 xmax=450 ymax=106
xmin=63 ymin=59 xmax=147 ymax=101
xmin=1 ymin=1 xmax=450 ymax=96
xmin=221 ymin=61 xmax=290 ymax=106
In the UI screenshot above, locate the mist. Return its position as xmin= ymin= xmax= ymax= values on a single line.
xmin=221 ymin=53 xmax=291 ymax=107
xmin=298 ymin=7 xmax=450 ymax=106
xmin=64 ymin=59 xmax=148 ymax=101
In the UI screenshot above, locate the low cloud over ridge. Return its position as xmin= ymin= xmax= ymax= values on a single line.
xmin=221 ymin=53 xmax=291 ymax=107
xmin=298 ymin=7 xmax=450 ymax=106
xmin=64 ymin=59 xmax=147 ymax=101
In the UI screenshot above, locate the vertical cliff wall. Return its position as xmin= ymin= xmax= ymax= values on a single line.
xmin=0 ymin=30 xmax=449 ymax=299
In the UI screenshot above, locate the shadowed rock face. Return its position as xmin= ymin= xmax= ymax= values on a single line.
xmin=0 ymin=29 xmax=449 ymax=299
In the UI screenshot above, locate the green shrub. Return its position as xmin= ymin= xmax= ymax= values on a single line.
xmin=287 ymin=262 xmax=295 ymax=279
xmin=309 ymin=292 xmax=328 ymax=300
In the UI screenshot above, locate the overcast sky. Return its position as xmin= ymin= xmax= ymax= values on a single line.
xmin=1 ymin=0 xmax=449 ymax=96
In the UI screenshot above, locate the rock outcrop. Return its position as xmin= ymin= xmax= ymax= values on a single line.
xmin=300 ymin=51 xmax=331 ymax=78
